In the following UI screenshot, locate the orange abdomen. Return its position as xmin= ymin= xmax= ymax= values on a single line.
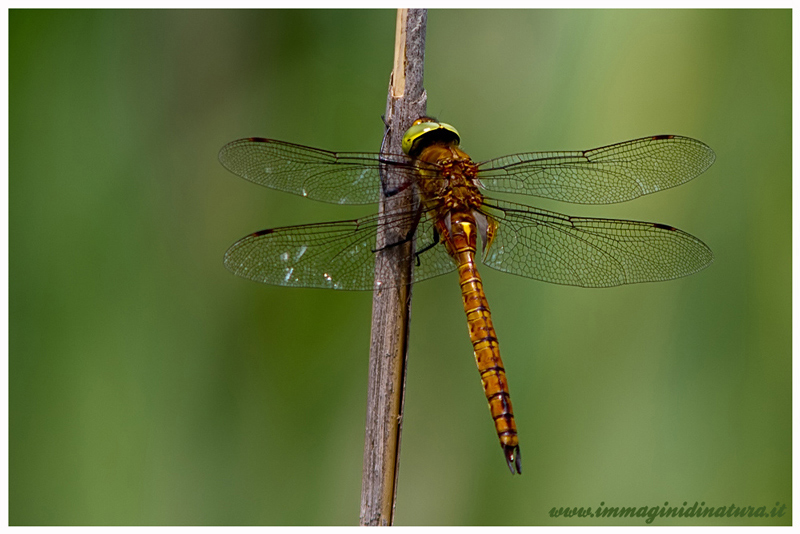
xmin=441 ymin=211 xmax=522 ymax=474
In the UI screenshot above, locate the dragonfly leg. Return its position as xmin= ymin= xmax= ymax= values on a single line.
xmin=379 ymin=115 xmax=390 ymax=153
xmin=373 ymin=232 xmax=413 ymax=254
xmin=380 ymin=177 xmax=414 ymax=198
xmin=371 ymin=204 xmax=424 ymax=254
xmin=413 ymin=226 xmax=440 ymax=266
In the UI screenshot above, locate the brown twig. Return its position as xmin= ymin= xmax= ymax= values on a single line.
xmin=359 ymin=8 xmax=427 ymax=527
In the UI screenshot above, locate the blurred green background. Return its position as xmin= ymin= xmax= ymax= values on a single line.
xmin=10 ymin=9 xmax=790 ymax=526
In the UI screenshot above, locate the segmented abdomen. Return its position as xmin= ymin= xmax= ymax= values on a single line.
xmin=441 ymin=211 xmax=522 ymax=474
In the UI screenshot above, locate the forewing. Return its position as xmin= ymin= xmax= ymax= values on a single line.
xmin=219 ymin=138 xmax=416 ymax=205
xmin=224 ymin=208 xmax=457 ymax=291
xmin=477 ymin=135 xmax=715 ymax=204
xmin=479 ymin=199 xmax=713 ymax=287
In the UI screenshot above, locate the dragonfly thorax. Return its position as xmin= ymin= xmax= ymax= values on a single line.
xmin=410 ymin=142 xmax=497 ymax=255
xmin=415 ymin=143 xmax=485 ymax=210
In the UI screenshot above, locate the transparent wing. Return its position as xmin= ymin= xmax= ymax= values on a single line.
xmin=476 ymin=135 xmax=715 ymax=204
xmin=478 ymin=198 xmax=713 ymax=288
xmin=224 ymin=207 xmax=457 ymax=291
xmin=219 ymin=138 xmax=420 ymax=205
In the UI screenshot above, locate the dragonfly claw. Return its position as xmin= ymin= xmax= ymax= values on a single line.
xmin=504 ymin=444 xmax=522 ymax=475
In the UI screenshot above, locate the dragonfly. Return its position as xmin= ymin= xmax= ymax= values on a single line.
xmin=219 ymin=118 xmax=715 ymax=475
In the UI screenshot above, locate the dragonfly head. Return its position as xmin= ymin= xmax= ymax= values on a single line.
xmin=402 ymin=117 xmax=461 ymax=157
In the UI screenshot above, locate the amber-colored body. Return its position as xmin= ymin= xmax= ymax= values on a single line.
xmin=414 ymin=143 xmax=521 ymax=474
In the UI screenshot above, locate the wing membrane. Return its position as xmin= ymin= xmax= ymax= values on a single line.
xmin=219 ymin=138 xmax=418 ymax=205
xmin=479 ymin=199 xmax=713 ymax=287
xmin=224 ymin=207 xmax=457 ymax=290
xmin=477 ymin=135 xmax=715 ymax=204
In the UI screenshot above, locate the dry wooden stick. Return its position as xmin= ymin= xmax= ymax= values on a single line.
xmin=359 ymin=8 xmax=427 ymax=527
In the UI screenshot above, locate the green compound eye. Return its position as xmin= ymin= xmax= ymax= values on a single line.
xmin=401 ymin=119 xmax=461 ymax=156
